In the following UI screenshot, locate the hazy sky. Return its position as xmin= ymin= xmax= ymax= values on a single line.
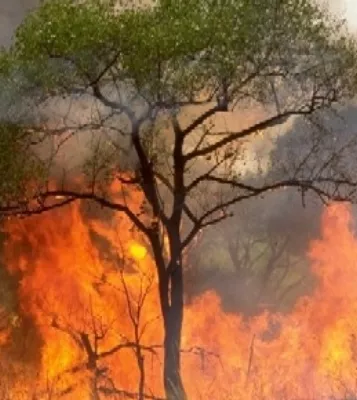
xmin=0 ymin=0 xmax=38 ymax=47
xmin=345 ymin=0 xmax=357 ymax=31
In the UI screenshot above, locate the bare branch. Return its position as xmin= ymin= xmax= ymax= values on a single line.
xmin=181 ymin=102 xmax=227 ymax=137
xmin=181 ymin=176 xmax=356 ymax=249
xmin=98 ymin=342 xmax=161 ymax=360
xmin=36 ymin=190 xmax=150 ymax=235
xmin=184 ymin=102 xmax=330 ymax=161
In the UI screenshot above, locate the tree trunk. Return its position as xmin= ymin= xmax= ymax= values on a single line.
xmin=136 ymin=344 xmax=145 ymax=400
xmin=163 ymin=262 xmax=186 ymax=400
xmin=89 ymin=372 xmax=100 ymax=400
xmin=150 ymin=227 xmax=187 ymax=400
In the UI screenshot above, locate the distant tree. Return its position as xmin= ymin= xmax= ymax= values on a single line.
xmin=2 ymin=1 xmax=357 ymax=398
xmin=185 ymin=195 xmax=313 ymax=316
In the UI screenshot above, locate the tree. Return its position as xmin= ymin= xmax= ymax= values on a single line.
xmin=184 ymin=194 xmax=313 ymax=316
xmin=1 ymin=0 xmax=357 ymax=398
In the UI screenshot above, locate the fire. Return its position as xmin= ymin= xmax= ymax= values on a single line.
xmin=128 ymin=242 xmax=148 ymax=261
xmin=1 ymin=195 xmax=357 ymax=399
xmin=183 ymin=203 xmax=357 ymax=399
xmin=1 ymin=183 xmax=164 ymax=398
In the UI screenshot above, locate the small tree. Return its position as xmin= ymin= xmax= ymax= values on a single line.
xmin=184 ymin=198 xmax=312 ymax=316
xmin=2 ymin=1 xmax=357 ymax=398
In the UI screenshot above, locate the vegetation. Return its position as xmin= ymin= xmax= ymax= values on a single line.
xmin=1 ymin=0 xmax=357 ymax=398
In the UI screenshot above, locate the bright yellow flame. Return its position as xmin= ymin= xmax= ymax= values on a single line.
xmin=129 ymin=242 xmax=147 ymax=260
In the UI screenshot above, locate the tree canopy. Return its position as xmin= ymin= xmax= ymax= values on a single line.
xmin=4 ymin=0 xmax=357 ymax=108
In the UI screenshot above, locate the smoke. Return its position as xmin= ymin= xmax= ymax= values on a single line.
xmin=3 ymin=0 xmax=357 ymax=319
xmin=0 ymin=1 xmax=39 ymax=48
xmin=329 ymin=0 xmax=357 ymax=33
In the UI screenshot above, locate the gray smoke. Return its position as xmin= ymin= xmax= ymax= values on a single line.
xmin=0 ymin=1 xmax=39 ymax=48
xmin=186 ymin=100 xmax=357 ymax=317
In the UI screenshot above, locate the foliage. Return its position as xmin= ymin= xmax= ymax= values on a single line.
xmin=7 ymin=0 xmax=357 ymax=104
xmin=0 ymin=124 xmax=44 ymax=205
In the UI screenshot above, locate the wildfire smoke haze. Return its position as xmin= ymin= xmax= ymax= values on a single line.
xmin=2 ymin=0 xmax=357 ymax=399
xmin=0 ymin=184 xmax=356 ymax=399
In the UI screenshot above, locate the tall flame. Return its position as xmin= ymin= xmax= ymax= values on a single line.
xmin=1 ymin=197 xmax=357 ymax=399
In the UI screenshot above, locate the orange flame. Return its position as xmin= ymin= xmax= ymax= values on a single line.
xmin=1 ymin=198 xmax=357 ymax=399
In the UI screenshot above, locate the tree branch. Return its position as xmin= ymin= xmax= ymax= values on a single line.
xmin=181 ymin=176 xmax=357 ymax=249
xmin=37 ymin=190 xmax=150 ymax=235
xmin=184 ymin=104 xmax=328 ymax=162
